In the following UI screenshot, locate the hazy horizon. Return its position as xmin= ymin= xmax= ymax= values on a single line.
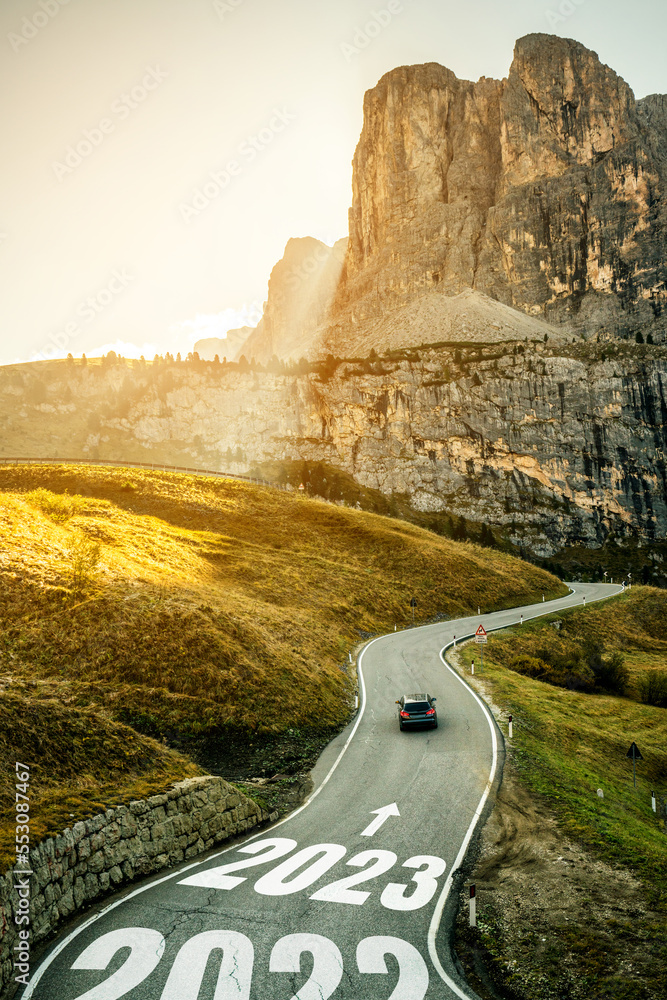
xmin=2 ymin=0 xmax=666 ymax=366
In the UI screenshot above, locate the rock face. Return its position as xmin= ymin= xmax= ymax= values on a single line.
xmin=256 ymin=35 xmax=667 ymax=359
xmin=240 ymin=237 xmax=347 ymax=363
xmin=3 ymin=344 xmax=665 ymax=556
xmin=475 ymin=35 xmax=667 ymax=336
xmin=337 ymin=35 xmax=667 ymax=342
xmin=195 ymin=327 xmax=253 ymax=362
xmin=339 ymin=65 xmax=504 ymax=309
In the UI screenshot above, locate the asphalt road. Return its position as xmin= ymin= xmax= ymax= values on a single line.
xmin=22 ymin=582 xmax=623 ymax=1000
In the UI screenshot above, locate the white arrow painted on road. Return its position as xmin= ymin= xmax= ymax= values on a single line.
xmin=360 ymin=803 xmax=400 ymax=837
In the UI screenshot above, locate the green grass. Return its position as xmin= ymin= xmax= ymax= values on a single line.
xmin=457 ymin=610 xmax=667 ymax=998
xmin=485 ymin=587 xmax=667 ymax=700
xmin=0 ymin=463 xmax=566 ymax=872
xmin=458 ymin=590 xmax=667 ymax=903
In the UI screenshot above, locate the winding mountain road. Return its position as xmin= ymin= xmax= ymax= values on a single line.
xmin=22 ymin=582 xmax=623 ymax=1000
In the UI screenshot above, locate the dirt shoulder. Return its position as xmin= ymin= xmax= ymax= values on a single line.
xmin=449 ymin=652 xmax=666 ymax=1000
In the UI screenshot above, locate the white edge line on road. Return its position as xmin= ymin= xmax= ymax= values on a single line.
xmin=23 ymin=584 xmax=623 ymax=997
xmin=21 ymin=637 xmax=375 ymax=997
xmin=427 ymin=582 xmax=624 ymax=999
xmin=427 ymin=636 xmax=498 ymax=1000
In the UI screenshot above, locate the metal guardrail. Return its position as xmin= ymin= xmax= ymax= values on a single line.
xmin=0 ymin=457 xmax=285 ymax=491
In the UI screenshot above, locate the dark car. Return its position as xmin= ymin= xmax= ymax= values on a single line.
xmin=396 ymin=693 xmax=438 ymax=730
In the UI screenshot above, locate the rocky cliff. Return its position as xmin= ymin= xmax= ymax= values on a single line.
xmin=2 ymin=342 xmax=665 ymax=557
xmin=195 ymin=327 xmax=254 ymax=362
xmin=240 ymin=237 xmax=347 ymax=363
xmin=2 ymin=35 xmax=665 ymax=558
xmin=248 ymin=35 xmax=667 ymax=362
xmin=335 ymin=34 xmax=667 ymax=346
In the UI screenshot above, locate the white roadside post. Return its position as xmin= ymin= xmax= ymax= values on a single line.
xmin=468 ymin=884 xmax=477 ymax=927
xmin=652 ymin=790 xmax=657 ymax=813
xmin=508 ymin=715 xmax=513 ymax=739
xmin=542 ymin=594 xmax=545 ymax=602
xmin=471 ymin=659 xmax=474 ymax=676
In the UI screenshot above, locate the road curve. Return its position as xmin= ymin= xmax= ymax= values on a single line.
xmin=22 ymin=582 xmax=623 ymax=1000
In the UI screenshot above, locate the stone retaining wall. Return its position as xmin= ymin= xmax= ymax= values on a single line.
xmin=0 ymin=776 xmax=277 ymax=995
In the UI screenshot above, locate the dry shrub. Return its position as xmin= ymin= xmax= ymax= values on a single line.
xmin=66 ymin=532 xmax=101 ymax=594
xmin=637 ymin=671 xmax=667 ymax=708
xmin=24 ymin=487 xmax=84 ymax=522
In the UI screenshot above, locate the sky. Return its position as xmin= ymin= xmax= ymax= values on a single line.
xmin=2 ymin=0 xmax=666 ymax=365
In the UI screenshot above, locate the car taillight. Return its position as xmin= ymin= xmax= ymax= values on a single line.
xmin=400 ymin=710 xmax=410 ymax=718
xmin=426 ymin=708 xmax=435 ymax=716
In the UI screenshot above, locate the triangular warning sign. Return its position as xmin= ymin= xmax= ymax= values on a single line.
xmin=474 ymin=624 xmax=488 ymax=642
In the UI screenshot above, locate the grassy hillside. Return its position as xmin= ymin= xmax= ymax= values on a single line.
xmin=484 ymin=587 xmax=667 ymax=701
xmin=454 ymin=591 xmax=667 ymax=998
xmin=0 ymin=463 xmax=565 ymax=868
xmin=467 ymin=588 xmax=667 ymax=885
xmin=0 ymin=699 xmax=201 ymax=871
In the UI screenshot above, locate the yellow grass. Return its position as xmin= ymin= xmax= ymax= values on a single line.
xmin=0 ymin=463 xmax=565 ymax=867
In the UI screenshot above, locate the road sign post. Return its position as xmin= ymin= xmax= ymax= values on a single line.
xmin=626 ymin=742 xmax=643 ymax=788
xmin=474 ymin=625 xmax=487 ymax=672
xmin=468 ymin=884 xmax=477 ymax=927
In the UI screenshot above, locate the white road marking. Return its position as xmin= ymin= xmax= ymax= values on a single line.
xmin=356 ymin=936 xmax=429 ymax=1000
xmin=426 ymin=639 xmax=499 ymax=999
xmin=21 ymin=665 xmax=371 ymax=998
xmin=360 ymin=803 xmax=401 ymax=837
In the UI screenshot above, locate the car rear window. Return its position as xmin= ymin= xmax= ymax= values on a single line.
xmin=406 ymin=702 xmax=430 ymax=712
